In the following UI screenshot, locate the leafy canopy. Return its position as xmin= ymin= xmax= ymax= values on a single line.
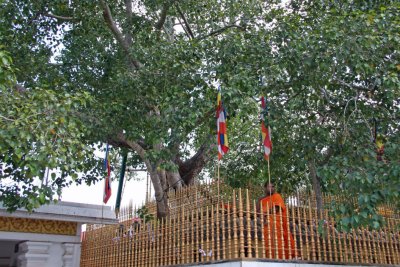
xmin=0 ymin=0 xmax=399 ymax=229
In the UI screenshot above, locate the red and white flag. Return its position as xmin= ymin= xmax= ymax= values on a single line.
xmin=261 ymin=96 xmax=272 ymax=160
xmin=217 ymin=89 xmax=229 ymax=160
xmin=103 ymin=144 xmax=112 ymax=204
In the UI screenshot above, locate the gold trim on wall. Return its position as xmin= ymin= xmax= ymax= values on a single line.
xmin=0 ymin=216 xmax=77 ymax=236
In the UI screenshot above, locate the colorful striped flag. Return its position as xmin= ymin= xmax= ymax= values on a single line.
xmin=216 ymin=88 xmax=229 ymax=160
xmin=103 ymin=144 xmax=112 ymax=204
xmin=261 ymin=96 xmax=272 ymax=160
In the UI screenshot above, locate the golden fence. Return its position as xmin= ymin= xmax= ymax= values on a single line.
xmin=81 ymin=183 xmax=400 ymax=266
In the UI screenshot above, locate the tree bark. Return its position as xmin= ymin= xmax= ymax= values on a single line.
xmin=111 ymin=133 xmax=170 ymax=218
xmin=157 ymin=168 xmax=167 ymax=192
xmin=149 ymin=169 xmax=169 ymax=218
xmin=99 ymin=0 xmax=142 ymax=70
xmin=109 ymin=132 xmax=216 ymax=218
xmin=166 ymin=169 xmax=183 ymax=189
xmin=308 ymin=160 xmax=323 ymax=212
xmin=177 ymin=136 xmax=213 ymax=185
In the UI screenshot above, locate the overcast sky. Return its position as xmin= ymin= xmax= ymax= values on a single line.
xmin=62 ymin=172 xmax=151 ymax=209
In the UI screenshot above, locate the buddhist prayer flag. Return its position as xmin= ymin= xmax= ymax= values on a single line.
xmin=103 ymin=144 xmax=112 ymax=204
xmin=216 ymin=89 xmax=229 ymax=160
xmin=261 ymin=96 xmax=272 ymax=160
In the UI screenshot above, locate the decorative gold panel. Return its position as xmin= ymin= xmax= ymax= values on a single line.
xmin=0 ymin=216 xmax=77 ymax=236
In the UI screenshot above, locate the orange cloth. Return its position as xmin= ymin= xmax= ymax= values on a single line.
xmin=259 ymin=193 xmax=295 ymax=259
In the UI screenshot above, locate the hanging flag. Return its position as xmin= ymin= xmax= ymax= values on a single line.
xmin=103 ymin=144 xmax=112 ymax=204
xmin=216 ymin=88 xmax=229 ymax=160
xmin=261 ymin=96 xmax=272 ymax=160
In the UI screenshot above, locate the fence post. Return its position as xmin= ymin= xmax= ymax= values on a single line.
xmin=238 ymin=189 xmax=245 ymax=258
xmin=246 ymin=189 xmax=252 ymax=258
xmin=232 ymin=190 xmax=238 ymax=258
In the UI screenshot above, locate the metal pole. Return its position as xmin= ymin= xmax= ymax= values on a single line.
xmin=115 ymin=151 xmax=128 ymax=216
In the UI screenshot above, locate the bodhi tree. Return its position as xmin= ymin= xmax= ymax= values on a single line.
xmin=1 ymin=0 xmax=399 ymax=228
xmin=0 ymin=0 xmax=274 ymax=217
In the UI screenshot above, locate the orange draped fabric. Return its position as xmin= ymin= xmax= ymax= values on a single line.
xmin=260 ymin=193 xmax=295 ymax=259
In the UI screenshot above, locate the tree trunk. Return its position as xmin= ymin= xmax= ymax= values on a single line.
xmin=149 ymin=169 xmax=169 ymax=218
xmin=308 ymin=160 xmax=323 ymax=212
xmin=156 ymin=192 xmax=169 ymax=219
xmin=177 ymin=137 xmax=213 ymax=185
xmin=166 ymin=169 xmax=183 ymax=190
xmin=150 ymin=167 xmax=183 ymax=219
xmin=109 ymin=133 xmax=213 ymax=219
xmin=157 ymin=169 xmax=167 ymax=193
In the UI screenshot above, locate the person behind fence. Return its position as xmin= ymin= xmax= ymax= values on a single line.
xmin=258 ymin=182 xmax=295 ymax=259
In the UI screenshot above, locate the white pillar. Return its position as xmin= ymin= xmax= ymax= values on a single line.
xmin=62 ymin=243 xmax=81 ymax=267
xmin=46 ymin=243 xmax=64 ymax=267
xmin=17 ymin=242 xmax=51 ymax=267
xmin=16 ymin=241 xmax=80 ymax=267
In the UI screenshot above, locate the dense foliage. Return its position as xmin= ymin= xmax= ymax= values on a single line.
xmin=0 ymin=47 xmax=98 ymax=210
xmin=0 ymin=0 xmax=398 ymax=228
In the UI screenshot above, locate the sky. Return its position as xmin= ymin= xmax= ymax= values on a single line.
xmin=62 ymin=172 xmax=152 ymax=209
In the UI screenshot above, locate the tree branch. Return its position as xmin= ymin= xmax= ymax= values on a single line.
xmin=125 ymin=139 xmax=147 ymax=161
xmin=308 ymin=160 xmax=323 ymax=211
xmin=107 ymin=133 xmax=150 ymax=150
xmin=155 ymin=2 xmax=171 ymax=30
xmin=0 ymin=114 xmax=15 ymax=122
xmin=43 ymin=13 xmax=76 ymax=21
xmin=174 ymin=3 xmax=194 ymax=39
xmin=124 ymin=0 xmax=133 ymax=46
xmin=197 ymin=24 xmax=246 ymax=40
xmin=99 ymin=0 xmax=142 ymax=70
xmin=124 ymin=0 xmax=133 ymax=18
xmin=334 ymin=78 xmax=373 ymax=92
xmin=176 ymin=15 xmax=192 ymax=39
xmin=176 ymin=134 xmax=214 ymax=185
xmin=106 ymin=137 xmax=130 ymax=149
xmin=100 ymin=0 xmax=127 ymax=48
xmin=110 ymin=132 xmax=155 ymax=170
xmin=167 ymin=106 xmax=214 ymax=156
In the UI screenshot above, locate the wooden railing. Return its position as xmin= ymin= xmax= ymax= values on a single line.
xmin=80 ymin=184 xmax=400 ymax=266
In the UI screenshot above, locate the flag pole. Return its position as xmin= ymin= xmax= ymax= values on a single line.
xmin=217 ymin=160 xmax=220 ymax=200
xmin=267 ymin=158 xmax=271 ymax=194
xmin=115 ymin=150 xmax=128 ymax=217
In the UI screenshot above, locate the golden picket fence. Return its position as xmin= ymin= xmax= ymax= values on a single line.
xmin=80 ymin=183 xmax=400 ymax=266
